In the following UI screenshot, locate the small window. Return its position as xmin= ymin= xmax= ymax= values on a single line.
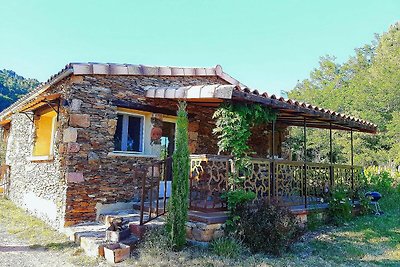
xmin=32 ymin=110 xmax=57 ymax=156
xmin=114 ymin=114 xmax=144 ymax=153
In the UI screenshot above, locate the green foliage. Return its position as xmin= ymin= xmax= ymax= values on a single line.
xmin=0 ymin=69 xmax=39 ymax=111
xmin=358 ymin=194 xmax=373 ymax=216
xmin=213 ymin=103 xmax=276 ymax=181
xmin=234 ymin=201 xmax=303 ymax=256
xmin=327 ymin=187 xmax=353 ymax=226
xmin=364 ymin=167 xmax=397 ymax=195
xmin=222 ymin=189 xmax=256 ymax=233
xmin=209 ymin=236 xmax=244 ymax=258
xmin=306 ymin=212 xmax=325 ymax=231
xmin=166 ymin=102 xmax=190 ymax=251
xmin=287 ymin=23 xmax=400 ymax=167
xmin=223 ymin=189 xmax=256 ymax=213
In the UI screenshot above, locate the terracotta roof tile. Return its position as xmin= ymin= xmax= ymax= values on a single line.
xmin=0 ymin=62 xmax=377 ymax=133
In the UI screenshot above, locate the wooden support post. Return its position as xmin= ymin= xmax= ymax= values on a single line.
xmin=304 ymin=117 xmax=307 ymax=208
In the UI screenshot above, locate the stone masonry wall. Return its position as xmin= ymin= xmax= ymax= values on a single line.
xmin=63 ymin=75 xmax=229 ymax=225
xmin=5 ymin=78 xmax=71 ymax=229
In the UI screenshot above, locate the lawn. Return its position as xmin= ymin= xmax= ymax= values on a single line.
xmin=0 ymin=194 xmax=399 ymax=267
xmin=129 ymin=192 xmax=400 ymax=267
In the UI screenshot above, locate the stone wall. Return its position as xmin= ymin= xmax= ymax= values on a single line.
xmin=5 ymin=78 xmax=71 ymax=229
xmin=63 ymin=75 xmax=229 ymax=225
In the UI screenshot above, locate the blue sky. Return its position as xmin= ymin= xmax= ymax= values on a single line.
xmin=1 ymin=0 xmax=399 ymax=96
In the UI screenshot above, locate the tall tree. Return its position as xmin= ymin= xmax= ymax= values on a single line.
xmin=166 ymin=101 xmax=190 ymax=250
xmin=287 ymin=22 xmax=400 ymax=168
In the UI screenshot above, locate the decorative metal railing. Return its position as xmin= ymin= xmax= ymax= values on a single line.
xmin=189 ymin=155 xmax=363 ymax=211
xmin=189 ymin=154 xmax=230 ymax=211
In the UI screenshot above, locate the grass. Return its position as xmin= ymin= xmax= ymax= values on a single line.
xmin=126 ymin=193 xmax=400 ymax=267
xmin=0 ymin=198 xmax=102 ymax=266
xmin=1 ymin=193 xmax=400 ymax=266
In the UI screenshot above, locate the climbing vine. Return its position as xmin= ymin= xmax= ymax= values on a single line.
xmin=213 ymin=103 xmax=277 ymax=233
xmin=213 ymin=103 xmax=277 ymax=185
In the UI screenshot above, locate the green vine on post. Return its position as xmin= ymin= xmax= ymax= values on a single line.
xmin=166 ymin=101 xmax=190 ymax=250
xmin=213 ymin=103 xmax=277 ymax=185
xmin=213 ymin=103 xmax=277 ymax=232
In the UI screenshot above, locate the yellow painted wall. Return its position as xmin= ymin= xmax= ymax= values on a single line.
xmin=33 ymin=111 xmax=57 ymax=156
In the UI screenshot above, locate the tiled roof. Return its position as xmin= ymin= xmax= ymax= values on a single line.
xmin=234 ymin=87 xmax=377 ymax=131
xmin=0 ymin=63 xmax=243 ymax=120
xmin=0 ymin=62 xmax=377 ymax=133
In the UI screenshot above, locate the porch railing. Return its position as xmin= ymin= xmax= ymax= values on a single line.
xmin=189 ymin=155 xmax=363 ymax=211
xmin=137 ymin=157 xmax=172 ymax=225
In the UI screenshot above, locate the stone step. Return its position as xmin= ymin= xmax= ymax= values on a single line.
xmin=62 ymin=221 xmax=139 ymax=259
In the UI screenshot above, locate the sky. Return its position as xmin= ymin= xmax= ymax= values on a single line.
xmin=1 ymin=0 xmax=399 ymax=96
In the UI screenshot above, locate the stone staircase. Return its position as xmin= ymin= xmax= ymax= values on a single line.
xmin=62 ymin=209 xmax=165 ymax=262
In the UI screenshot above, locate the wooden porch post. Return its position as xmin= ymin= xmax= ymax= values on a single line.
xmin=303 ymin=117 xmax=307 ymax=208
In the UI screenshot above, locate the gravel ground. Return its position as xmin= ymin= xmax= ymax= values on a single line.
xmin=0 ymin=228 xmax=76 ymax=267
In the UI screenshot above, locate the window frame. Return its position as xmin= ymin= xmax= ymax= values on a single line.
xmin=113 ymin=111 xmax=145 ymax=154
xmin=30 ymin=109 xmax=58 ymax=161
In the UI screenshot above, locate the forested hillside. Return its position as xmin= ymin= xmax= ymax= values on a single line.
xmin=0 ymin=70 xmax=39 ymax=111
xmin=287 ymin=22 xmax=400 ymax=168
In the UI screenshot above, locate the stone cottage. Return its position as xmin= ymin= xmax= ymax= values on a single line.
xmin=0 ymin=63 xmax=376 ymax=230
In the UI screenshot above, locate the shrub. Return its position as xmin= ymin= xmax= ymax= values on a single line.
xmin=234 ymin=200 xmax=303 ymax=256
xmin=209 ymin=236 xmax=244 ymax=258
xmin=327 ymin=187 xmax=352 ymax=225
xmin=364 ymin=167 xmax=396 ymax=195
xmin=222 ymin=189 xmax=256 ymax=232
xmin=358 ymin=193 xmax=373 ymax=215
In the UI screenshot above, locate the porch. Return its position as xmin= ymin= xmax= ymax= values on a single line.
xmin=189 ymin=154 xmax=363 ymax=211
xmin=135 ymin=154 xmax=363 ymax=225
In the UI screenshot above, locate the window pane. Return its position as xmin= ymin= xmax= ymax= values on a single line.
xmin=114 ymin=115 xmax=123 ymax=151
xmin=127 ymin=116 xmax=142 ymax=152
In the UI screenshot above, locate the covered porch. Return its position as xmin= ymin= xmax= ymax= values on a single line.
xmin=136 ymin=83 xmax=376 ymax=223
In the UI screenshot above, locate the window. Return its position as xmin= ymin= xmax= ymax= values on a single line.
xmin=114 ymin=114 xmax=144 ymax=153
xmin=32 ymin=110 xmax=57 ymax=157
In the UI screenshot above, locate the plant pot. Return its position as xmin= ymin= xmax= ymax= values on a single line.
xmin=104 ymin=243 xmax=130 ymax=263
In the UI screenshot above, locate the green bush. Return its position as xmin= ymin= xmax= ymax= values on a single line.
xmin=358 ymin=193 xmax=373 ymax=215
xmin=209 ymin=236 xmax=244 ymax=258
xmin=364 ymin=167 xmax=397 ymax=195
xmin=234 ymin=201 xmax=303 ymax=256
xmin=327 ymin=187 xmax=353 ymax=225
xmin=222 ymin=189 xmax=256 ymax=233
